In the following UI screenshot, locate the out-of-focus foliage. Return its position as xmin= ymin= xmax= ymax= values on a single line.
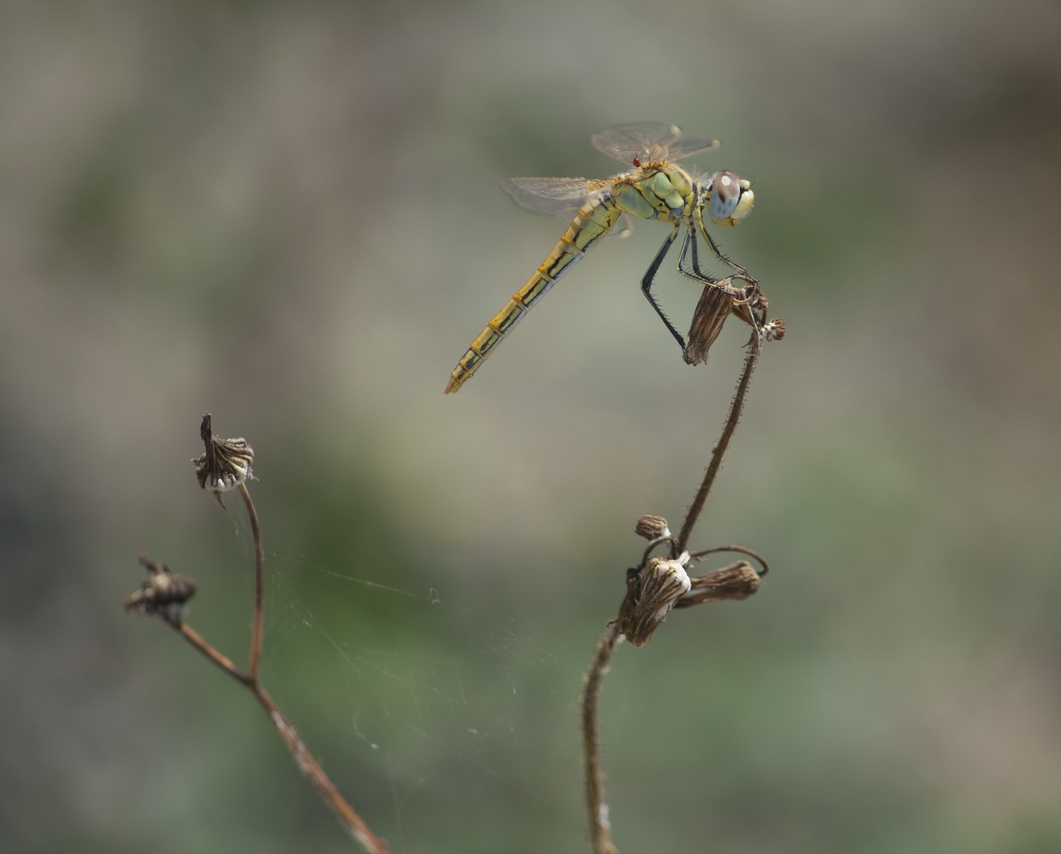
xmin=3 ymin=1 xmax=1060 ymax=852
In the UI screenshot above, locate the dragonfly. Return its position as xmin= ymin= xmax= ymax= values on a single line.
xmin=444 ymin=121 xmax=769 ymax=394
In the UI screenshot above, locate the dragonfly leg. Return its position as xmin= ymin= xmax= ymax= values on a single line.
xmin=677 ymin=222 xmax=751 ymax=308
xmin=678 ymin=219 xmax=770 ymax=361
xmin=640 ymin=224 xmax=687 ymax=351
xmin=678 ymin=218 xmax=749 ymax=290
xmin=678 ymin=220 xmax=717 ymax=285
xmin=694 ymin=207 xmax=752 ymax=279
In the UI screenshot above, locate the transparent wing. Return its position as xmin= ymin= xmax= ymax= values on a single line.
xmin=501 ymin=176 xmax=609 ymax=217
xmin=591 ymin=121 xmax=720 ymax=165
xmin=501 ymin=176 xmax=634 ymax=238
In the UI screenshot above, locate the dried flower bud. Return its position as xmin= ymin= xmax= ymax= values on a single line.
xmin=684 ymin=283 xmax=740 ymax=366
xmin=125 ymin=553 xmax=197 ymax=625
xmin=634 ymin=515 xmax=671 ymax=540
xmin=192 ymin=413 xmax=254 ymax=503
xmin=616 ymin=554 xmax=692 ymax=646
xmin=674 ymin=561 xmax=761 ymax=609
xmin=762 ymin=318 xmax=786 ymax=341
xmin=684 ymin=277 xmax=776 ymax=365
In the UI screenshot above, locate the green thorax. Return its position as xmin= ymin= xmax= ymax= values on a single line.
xmin=610 ymin=162 xmax=696 ymax=223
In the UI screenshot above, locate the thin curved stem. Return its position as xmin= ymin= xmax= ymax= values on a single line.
xmin=239 ymin=481 xmax=264 ymax=683
xmin=675 ymin=335 xmax=761 ymax=555
xmin=688 ymin=544 xmax=770 ymax=576
xmin=170 ymin=621 xmax=391 ymax=853
xmin=582 ymin=623 xmax=623 ymax=854
xmin=252 ymin=685 xmax=392 ymax=853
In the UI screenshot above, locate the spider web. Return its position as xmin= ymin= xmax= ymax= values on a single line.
xmin=220 ymin=519 xmax=589 ymax=850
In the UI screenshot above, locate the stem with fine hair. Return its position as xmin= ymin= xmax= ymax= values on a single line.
xmin=132 ymin=418 xmax=392 ymax=854
xmin=240 ymin=481 xmax=264 ymax=682
xmin=582 ymin=623 xmax=622 ymax=854
xmin=675 ymin=336 xmax=761 ymax=553
xmin=581 ymin=331 xmax=766 ymax=853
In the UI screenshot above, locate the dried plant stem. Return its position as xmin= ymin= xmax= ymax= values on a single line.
xmin=171 ymin=622 xmax=391 ymax=853
xmin=177 ymin=622 xmax=250 ymax=682
xmin=580 ymin=333 xmax=767 ymax=852
xmin=582 ymin=623 xmax=622 ymax=854
xmin=137 ymin=451 xmax=390 ymax=854
xmin=253 ymin=684 xmax=390 ymax=853
xmin=675 ymin=336 xmax=761 ymax=554
xmin=235 ymin=486 xmax=389 ymax=853
xmin=240 ymin=481 xmax=264 ymax=682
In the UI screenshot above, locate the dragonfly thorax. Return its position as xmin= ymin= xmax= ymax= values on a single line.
xmin=612 ymin=162 xmax=697 ymax=223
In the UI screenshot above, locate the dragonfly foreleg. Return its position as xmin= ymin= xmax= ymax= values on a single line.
xmin=677 ymin=219 xmax=750 ymax=293
xmin=677 ymin=218 xmax=771 ymax=363
xmin=678 ymin=220 xmax=718 ymax=288
xmin=694 ymin=207 xmax=752 ymax=279
xmin=640 ymin=224 xmax=687 ymax=351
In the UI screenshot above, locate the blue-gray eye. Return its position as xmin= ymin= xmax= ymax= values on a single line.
xmin=708 ymin=171 xmax=742 ymax=222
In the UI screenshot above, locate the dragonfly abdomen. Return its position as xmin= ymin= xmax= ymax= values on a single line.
xmin=444 ymin=200 xmax=622 ymax=393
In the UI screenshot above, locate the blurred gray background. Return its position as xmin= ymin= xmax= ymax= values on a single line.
xmin=3 ymin=1 xmax=1060 ymax=852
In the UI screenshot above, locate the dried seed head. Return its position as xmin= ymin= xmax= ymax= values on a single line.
xmin=684 ymin=283 xmax=739 ymax=366
xmin=634 ymin=515 xmax=671 ymax=540
xmin=192 ymin=413 xmax=254 ymax=502
xmin=675 ymin=561 xmax=762 ymax=609
xmin=762 ymin=318 xmax=786 ymax=341
xmin=616 ymin=554 xmax=692 ymax=647
xmin=125 ymin=553 xmax=197 ymax=625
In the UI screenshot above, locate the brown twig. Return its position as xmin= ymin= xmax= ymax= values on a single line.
xmin=255 ymin=682 xmax=389 ymax=852
xmin=168 ymin=615 xmax=391 ymax=852
xmin=176 ymin=620 xmax=251 ymax=682
xmin=688 ymin=544 xmax=770 ymax=576
xmin=581 ymin=307 xmax=780 ymax=850
xmin=239 ymin=480 xmax=265 ymax=682
xmin=581 ymin=555 xmax=766 ymax=850
xmin=128 ymin=416 xmax=391 ymax=853
xmin=675 ymin=332 xmax=761 ymax=554
xmin=582 ymin=623 xmax=622 ymax=854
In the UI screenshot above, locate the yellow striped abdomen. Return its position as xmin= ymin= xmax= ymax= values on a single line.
xmin=444 ymin=199 xmax=622 ymax=393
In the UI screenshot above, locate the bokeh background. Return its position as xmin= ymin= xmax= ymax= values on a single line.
xmin=3 ymin=1 xmax=1060 ymax=852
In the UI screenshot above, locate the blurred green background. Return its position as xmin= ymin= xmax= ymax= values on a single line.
xmin=3 ymin=1 xmax=1060 ymax=852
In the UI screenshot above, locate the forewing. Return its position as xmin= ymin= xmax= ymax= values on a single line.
xmin=591 ymin=121 xmax=719 ymax=164
xmin=664 ymin=135 xmax=721 ymax=161
xmin=591 ymin=122 xmax=682 ymax=164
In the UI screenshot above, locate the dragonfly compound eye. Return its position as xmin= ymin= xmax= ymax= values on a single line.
xmin=707 ymin=172 xmax=754 ymax=226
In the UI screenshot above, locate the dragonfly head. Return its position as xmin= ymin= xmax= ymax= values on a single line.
xmin=706 ymin=171 xmax=754 ymax=227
